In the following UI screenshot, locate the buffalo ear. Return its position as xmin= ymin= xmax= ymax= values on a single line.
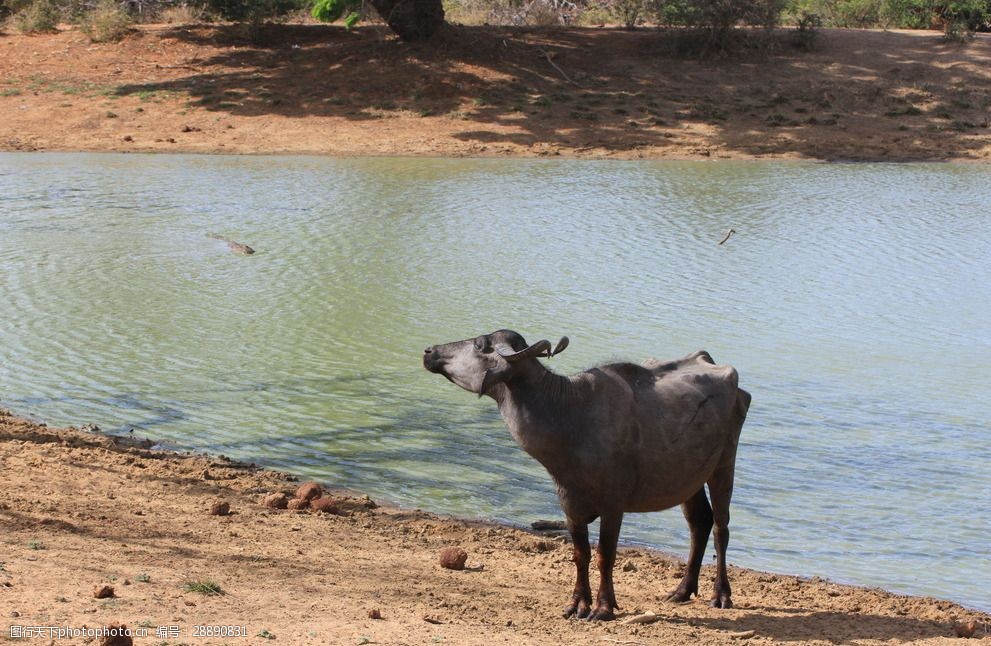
xmin=479 ymin=366 xmax=511 ymax=398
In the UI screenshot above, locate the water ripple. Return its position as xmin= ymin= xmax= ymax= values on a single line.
xmin=1 ymin=153 xmax=989 ymax=611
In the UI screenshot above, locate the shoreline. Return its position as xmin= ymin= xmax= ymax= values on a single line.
xmin=2 ymin=407 xmax=988 ymax=644
xmin=2 ymin=25 xmax=990 ymax=162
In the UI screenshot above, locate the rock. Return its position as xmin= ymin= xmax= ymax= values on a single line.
xmin=287 ymin=498 xmax=309 ymax=511
xmin=622 ymin=611 xmax=660 ymax=625
xmin=439 ymin=547 xmax=468 ymax=570
xmin=310 ymin=498 xmax=343 ymax=515
xmin=295 ymin=482 xmax=323 ymax=502
xmin=622 ymin=560 xmax=638 ymax=572
xmin=954 ymin=620 xmax=977 ymax=638
xmin=262 ymin=492 xmax=289 ymax=509
xmin=332 ymin=495 xmax=378 ymax=513
xmin=531 ymin=519 xmax=567 ymax=531
xmin=368 ymin=608 xmax=382 ymax=620
xmin=93 ymin=585 xmax=115 ymax=599
xmin=727 ymin=630 xmax=756 ymax=639
xmin=98 ymin=623 xmax=133 ymax=646
xmin=209 ymin=501 xmax=230 ymax=516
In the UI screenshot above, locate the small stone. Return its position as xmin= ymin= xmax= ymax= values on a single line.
xmin=287 ymin=498 xmax=309 ymax=511
xmin=368 ymin=608 xmax=382 ymax=620
xmin=122 ymin=135 xmax=133 ymax=142
xmin=296 ymin=482 xmax=323 ymax=502
xmin=622 ymin=560 xmax=638 ymax=572
xmin=439 ymin=547 xmax=468 ymax=570
xmin=209 ymin=501 xmax=230 ymax=516
xmin=262 ymin=492 xmax=289 ymax=509
xmin=9 ymin=611 xmax=19 ymax=618
xmin=93 ymin=585 xmax=115 ymax=599
xmin=954 ymin=620 xmax=977 ymax=638
xmin=105 ymin=111 xmax=118 ymax=118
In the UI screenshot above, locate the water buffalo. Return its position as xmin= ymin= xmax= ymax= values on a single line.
xmin=423 ymin=329 xmax=751 ymax=621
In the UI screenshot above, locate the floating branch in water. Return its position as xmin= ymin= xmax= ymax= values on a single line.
xmin=718 ymin=228 xmax=737 ymax=245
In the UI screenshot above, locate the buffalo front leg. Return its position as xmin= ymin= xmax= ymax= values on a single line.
xmin=666 ymin=487 xmax=713 ymax=603
xmin=587 ymin=510 xmax=623 ymax=621
xmin=708 ymin=465 xmax=735 ymax=609
xmin=563 ymin=519 xmax=592 ymax=619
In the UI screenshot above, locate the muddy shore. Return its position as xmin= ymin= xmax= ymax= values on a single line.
xmin=1 ymin=25 xmax=990 ymax=161
xmin=1 ymin=408 xmax=988 ymax=644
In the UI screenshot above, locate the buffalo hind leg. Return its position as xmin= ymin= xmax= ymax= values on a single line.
xmin=588 ymin=510 xmax=623 ymax=621
xmin=563 ymin=519 xmax=592 ymax=619
xmin=708 ymin=465 xmax=735 ymax=609
xmin=665 ymin=488 xmax=713 ymax=603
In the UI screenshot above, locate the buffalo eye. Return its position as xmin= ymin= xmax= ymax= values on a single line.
xmin=473 ymin=335 xmax=492 ymax=353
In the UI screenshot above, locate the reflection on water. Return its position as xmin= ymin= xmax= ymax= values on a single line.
xmin=0 ymin=153 xmax=989 ymax=611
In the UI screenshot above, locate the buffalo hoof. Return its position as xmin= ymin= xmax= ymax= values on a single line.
xmin=664 ymin=588 xmax=695 ymax=604
xmin=710 ymin=594 xmax=733 ymax=609
xmin=585 ymin=606 xmax=615 ymax=622
xmin=563 ymin=600 xmax=591 ymax=619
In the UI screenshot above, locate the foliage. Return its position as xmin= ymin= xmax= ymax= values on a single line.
xmin=79 ymin=0 xmax=132 ymax=41
xmin=787 ymin=0 xmax=990 ymax=30
xmin=206 ymin=0 xmax=304 ymax=21
xmin=9 ymin=0 xmax=59 ymax=32
xmin=310 ymin=0 xmax=361 ymax=28
xmin=793 ymin=8 xmax=821 ymax=47
xmin=653 ymin=0 xmax=787 ymax=47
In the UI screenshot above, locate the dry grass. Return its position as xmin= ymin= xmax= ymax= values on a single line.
xmin=157 ymin=3 xmax=207 ymax=24
xmin=79 ymin=0 xmax=133 ymax=41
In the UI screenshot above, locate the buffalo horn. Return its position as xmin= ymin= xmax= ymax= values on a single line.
xmin=499 ymin=339 xmax=552 ymax=363
xmin=550 ymin=336 xmax=569 ymax=357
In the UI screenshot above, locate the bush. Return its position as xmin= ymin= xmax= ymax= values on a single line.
xmin=10 ymin=0 xmax=59 ymax=32
xmin=205 ymin=0 xmax=303 ymax=21
xmin=653 ymin=0 xmax=787 ymax=47
xmin=793 ymin=9 xmax=821 ymax=47
xmin=79 ymin=0 xmax=132 ymax=40
xmin=787 ymin=0 xmax=990 ymax=30
xmin=157 ymin=2 xmax=207 ymax=22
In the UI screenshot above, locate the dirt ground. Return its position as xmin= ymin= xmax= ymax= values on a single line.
xmin=1 ymin=409 xmax=989 ymax=646
xmin=1 ymin=23 xmax=990 ymax=161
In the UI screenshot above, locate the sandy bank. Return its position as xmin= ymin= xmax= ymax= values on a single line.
xmin=1 ymin=25 xmax=990 ymax=161
xmin=1 ymin=408 xmax=988 ymax=645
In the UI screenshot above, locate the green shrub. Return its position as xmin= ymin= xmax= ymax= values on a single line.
xmin=79 ymin=0 xmax=132 ymax=41
xmin=205 ymin=0 xmax=303 ymax=21
xmin=653 ymin=0 xmax=787 ymax=48
xmin=787 ymin=0 xmax=989 ymax=29
xmin=11 ymin=0 xmax=59 ymax=32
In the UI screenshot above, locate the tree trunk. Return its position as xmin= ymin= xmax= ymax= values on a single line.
xmin=368 ymin=0 xmax=445 ymax=40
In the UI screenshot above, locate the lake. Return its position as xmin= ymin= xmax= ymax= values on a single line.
xmin=0 ymin=153 xmax=988 ymax=611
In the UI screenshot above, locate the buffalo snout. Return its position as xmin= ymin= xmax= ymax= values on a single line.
xmin=422 ymin=345 xmax=445 ymax=373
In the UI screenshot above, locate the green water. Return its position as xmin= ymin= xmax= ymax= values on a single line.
xmin=0 ymin=153 xmax=988 ymax=610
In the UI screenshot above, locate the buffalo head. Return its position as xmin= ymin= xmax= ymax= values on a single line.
xmin=423 ymin=329 xmax=569 ymax=397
